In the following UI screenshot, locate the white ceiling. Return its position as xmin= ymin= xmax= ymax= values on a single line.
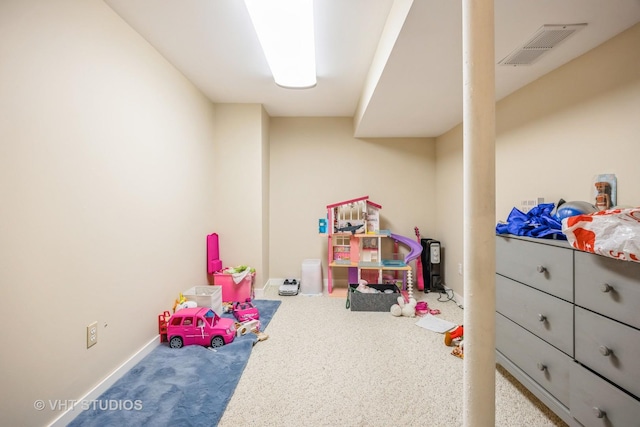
xmin=104 ymin=0 xmax=640 ymax=138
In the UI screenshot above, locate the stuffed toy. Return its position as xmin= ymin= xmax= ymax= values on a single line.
xmin=390 ymin=296 xmax=417 ymax=317
xmin=173 ymin=293 xmax=197 ymax=312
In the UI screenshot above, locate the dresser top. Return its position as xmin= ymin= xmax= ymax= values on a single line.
xmin=496 ymin=234 xmax=572 ymax=249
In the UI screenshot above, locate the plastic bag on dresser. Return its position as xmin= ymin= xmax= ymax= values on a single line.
xmin=495 ymin=203 xmax=564 ymax=239
xmin=562 ymin=207 xmax=640 ymax=263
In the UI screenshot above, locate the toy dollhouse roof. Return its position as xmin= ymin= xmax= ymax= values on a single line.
xmin=366 ymin=200 xmax=382 ymax=210
xmin=326 ymin=195 xmax=381 ymax=210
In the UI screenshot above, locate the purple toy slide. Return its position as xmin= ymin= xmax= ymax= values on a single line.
xmin=389 ymin=233 xmax=423 ymax=264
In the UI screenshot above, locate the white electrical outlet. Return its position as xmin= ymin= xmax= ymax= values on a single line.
xmin=458 ymin=263 xmax=463 ymax=276
xmin=520 ymin=198 xmax=545 ymax=213
xmin=87 ymin=321 xmax=98 ymax=348
xmin=520 ymin=199 xmax=536 ymax=213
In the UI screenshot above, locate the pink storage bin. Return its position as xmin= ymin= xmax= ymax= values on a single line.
xmin=213 ymin=272 xmax=254 ymax=302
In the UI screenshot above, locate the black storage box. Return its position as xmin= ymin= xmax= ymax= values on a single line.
xmin=347 ymin=283 xmax=401 ymax=312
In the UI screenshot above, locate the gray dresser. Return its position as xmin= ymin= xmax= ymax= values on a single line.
xmin=496 ymin=234 xmax=640 ymax=427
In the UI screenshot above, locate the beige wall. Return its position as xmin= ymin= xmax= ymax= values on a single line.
xmin=261 ymin=108 xmax=271 ymax=288
xmin=0 ymin=1 xmax=218 ymax=425
xmin=212 ymin=104 xmax=270 ymax=287
xmin=269 ymin=117 xmax=436 ymax=285
xmin=437 ymin=22 xmax=640 ymax=297
xmin=434 ymin=125 xmax=465 ymax=297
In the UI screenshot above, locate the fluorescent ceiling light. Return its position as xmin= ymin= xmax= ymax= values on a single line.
xmin=244 ymin=0 xmax=316 ymax=89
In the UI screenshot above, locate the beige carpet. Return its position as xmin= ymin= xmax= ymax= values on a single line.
xmin=219 ymin=286 xmax=567 ymax=427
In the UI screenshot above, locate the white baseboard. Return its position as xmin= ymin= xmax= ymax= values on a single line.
xmin=254 ymin=284 xmax=266 ymax=298
xmin=455 ymin=290 xmax=464 ymax=308
xmin=48 ymin=336 xmax=160 ymax=427
xmin=261 ymin=278 xmax=326 ymax=296
xmin=253 ymin=278 xmax=278 ymax=298
xmin=260 ymin=277 xmax=459 ymax=303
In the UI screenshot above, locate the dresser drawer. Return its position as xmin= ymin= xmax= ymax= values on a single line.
xmin=496 ymin=236 xmax=573 ymax=301
xmin=575 ymin=306 xmax=640 ymax=399
xmin=497 ymin=312 xmax=571 ymax=406
xmin=570 ymin=362 xmax=640 ymax=427
xmin=575 ymin=250 xmax=640 ymax=330
xmin=496 ymin=274 xmax=573 ymax=355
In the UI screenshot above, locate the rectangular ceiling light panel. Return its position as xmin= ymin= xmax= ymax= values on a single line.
xmin=245 ymin=0 xmax=317 ymax=89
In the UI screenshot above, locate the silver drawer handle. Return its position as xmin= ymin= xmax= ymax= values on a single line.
xmin=537 ymin=313 xmax=546 ymax=322
xmin=592 ymin=407 xmax=606 ymax=419
xmin=600 ymin=283 xmax=612 ymax=293
xmin=537 ymin=362 xmax=546 ymax=371
xmin=536 ymin=265 xmax=546 ymax=273
xmin=599 ymin=345 xmax=612 ymax=356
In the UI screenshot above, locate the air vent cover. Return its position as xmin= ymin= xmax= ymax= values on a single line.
xmin=498 ymin=23 xmax=587 ymax=66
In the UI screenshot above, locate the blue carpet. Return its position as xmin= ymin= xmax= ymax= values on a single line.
xmin=69 ymin=300 xmax=281 ymax=427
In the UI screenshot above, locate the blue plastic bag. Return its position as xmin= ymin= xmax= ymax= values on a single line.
xmin=496 ymin=203 xmax=565 ymax=239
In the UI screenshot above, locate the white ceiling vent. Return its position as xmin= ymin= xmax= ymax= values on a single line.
xmin=498 ymin=23 xmax=588 ymax=66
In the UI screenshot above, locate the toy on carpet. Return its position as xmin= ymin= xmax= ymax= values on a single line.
xmin=444 ymin=324 xmax=464 ymax=346
xmin=235 ymin=319 xmax=260 ymax=336
xmin=222 ymin=301 xmax=233 ymax=313
xmin=414 ymin=301 xmax=441 ymax=316
xmin=390 ymin=296 xmax=417 ymax=317
xmin=232 ymin=298 xmax=260 ymax=322
xmin=278 ymin=278 xmax=300 ymax=296
xmin=159 ymin=307 xmax=236 ymax=348
xmin=234 ymin=319 xmax=269 ymax=343
xmin=444 ymin=325 xmax=464 ymax=358
xmin=253 ymin=330 xmax=269 ymax=342
xmin=451 ymin=342 xmax=464 ymax=359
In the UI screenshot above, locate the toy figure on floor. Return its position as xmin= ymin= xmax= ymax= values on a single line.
xmin=444 ymin=325 xmax=464 ymax=359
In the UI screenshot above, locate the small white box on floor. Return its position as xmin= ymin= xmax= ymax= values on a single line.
xmin=301 ymin=259 xmax=322 ymax=295
xmin=183 ymin=286 xmax=223 ymax=315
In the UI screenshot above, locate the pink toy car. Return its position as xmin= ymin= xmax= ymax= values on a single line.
xmin=232 ymin=299 xmax=260 ymax=322
xmin=164 ymin=307 xmax=236 ymax=349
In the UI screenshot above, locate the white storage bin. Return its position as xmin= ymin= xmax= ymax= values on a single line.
xmin=183 ymin=285 xmax=223 ymax=315
xmin=301 ymin=259 xmax=322 ymax=295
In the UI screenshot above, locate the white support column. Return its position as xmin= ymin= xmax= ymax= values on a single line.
xmin=462 ymin=0 xmax=496 ymax=426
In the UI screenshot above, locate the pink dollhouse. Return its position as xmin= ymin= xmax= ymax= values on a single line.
xmin=326 ymin=196 xmax=413 ymax=294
